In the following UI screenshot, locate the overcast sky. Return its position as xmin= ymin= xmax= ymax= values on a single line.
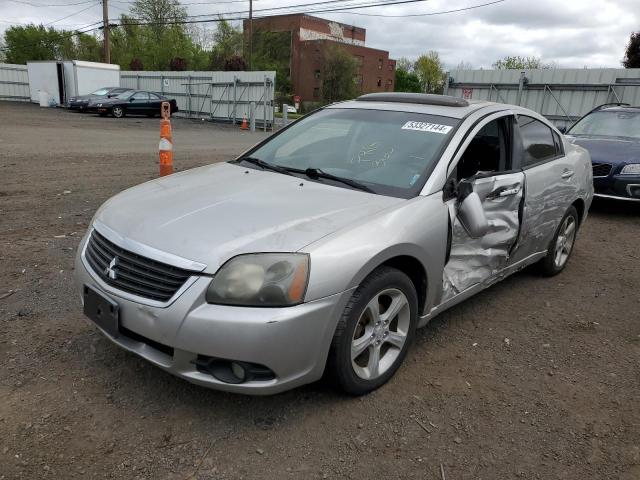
xmin=0 ymin=0 xmax=637 ymax=69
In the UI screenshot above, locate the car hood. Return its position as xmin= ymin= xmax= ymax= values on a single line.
xmin=94 ymin=162 xmax=403 ymax=273
xmin=568 ymin=135 xmax=640 ymax=165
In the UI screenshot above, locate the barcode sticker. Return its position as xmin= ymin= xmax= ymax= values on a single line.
xmin=401 ymin=121 xmax=452 ymax=134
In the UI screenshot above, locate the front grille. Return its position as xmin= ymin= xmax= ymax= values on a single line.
xmin=84 ymin=230 xmax=194 ymax=302
xmin=592 ymin=162 xmax=612 ymax=177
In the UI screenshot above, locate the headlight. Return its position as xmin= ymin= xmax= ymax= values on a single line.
xmin=70 ymin=97 xmax=76 ymax=102
xmin=206 ymin=253 xmax=309 ymax=307
xmin=620 ymin=163 xmax=640 ymax=175
xmin=96 ymin=103 xmax=102 ymax=107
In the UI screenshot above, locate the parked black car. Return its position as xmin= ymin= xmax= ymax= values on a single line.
xmin=88 ymin=90 xmax=178 ymax=118
xmin=68 ymin=87 xmax=131 ymax=111
xmin=565 ymin=104 xmax=640 ymax=202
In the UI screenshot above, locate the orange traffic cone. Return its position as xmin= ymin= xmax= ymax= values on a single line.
xmin=159 ymin=102 xmax=173 ymax=177
xmin=240 ymin=112 xmax=249 ymax=130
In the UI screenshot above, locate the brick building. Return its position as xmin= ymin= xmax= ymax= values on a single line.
xmin=244 ymin=14 xmax=396 ymax=104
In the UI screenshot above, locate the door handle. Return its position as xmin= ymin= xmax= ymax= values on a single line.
xmin=498 ymin=187 xmax=520 ymax=197
xmin=488 ymin=185 xmax=521 ymax=199
xmin=561 ymin=169 xmax=574 ymax=179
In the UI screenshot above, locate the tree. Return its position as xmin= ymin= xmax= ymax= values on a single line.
xmin=169 ymin=56 xmax=187 ymax=71
xmin=623 ymin=32 xmax=640 ymax=68
xmin=224 ymin=55 xmax=247 ymax=71
xmin=414 ymin=51 xmax=445 ymax=94
xmin=2 ymin=25 xmax=101 ymax=64
xmin=493 ymin=55 xmax=550 ymax=69
xmin=251 ymin=30 xmax=292 ymax=94
xmin=322 ymin=44 xmax=357 ymax=102
xmin=208 ymin=19 xmax=243 ymax=70
xmin=396 ymin=57 xmax=414 ymax=73
xmin=129 ymin=58 xmax=143 ymax=70
xmin=454 ymin=61 xmax=474 ymax=70
xmin=395 ymin=65 xmax=421 ymax=93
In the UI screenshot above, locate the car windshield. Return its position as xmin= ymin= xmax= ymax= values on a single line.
xmin=243 ymin=108 xmax=459 ymax=197
xmin=115 ymin=90 xmax=135 ymax=99
xmin=90 ymin=88 xmax=110 ymax=96
xmin=568 ymin=110 xmax=640 ymax=139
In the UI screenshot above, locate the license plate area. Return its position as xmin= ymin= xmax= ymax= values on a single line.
xmin=83 ymin=284 xmax=119 ymax=337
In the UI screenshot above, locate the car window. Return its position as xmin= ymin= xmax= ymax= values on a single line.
xmin=568 ymin=110 xmax=640 ymax=139
xmin=246 ymin=108 xmax=460 ymax=198
xmin=132 ymin=92 xmax=149 ymax=101
xmin=456 ymin=118 xmax=509 ymax=181
xmin=90 ymin=88 xmax=110 ymax=96
xmin=149 ymin=93 xmax=161 ymax=100
xmin=518 ymin=115 xmax=557 ymax=167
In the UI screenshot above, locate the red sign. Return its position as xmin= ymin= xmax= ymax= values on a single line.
xmin=462 ymin=88 xmax=473 ymax=100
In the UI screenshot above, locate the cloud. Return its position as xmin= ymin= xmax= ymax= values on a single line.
xmin=0 ymin=0 xmax=636 ymax=69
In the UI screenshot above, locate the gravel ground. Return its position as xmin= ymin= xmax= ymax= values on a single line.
xmin=1 ymin=101 xmax=639 ymax=480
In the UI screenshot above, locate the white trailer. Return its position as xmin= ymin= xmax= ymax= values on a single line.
xmin=27 ymin=60 xmax=120 ymax=106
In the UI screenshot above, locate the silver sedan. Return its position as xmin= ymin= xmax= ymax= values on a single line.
xmin=75 ymin=93 xmax=593 ymax=395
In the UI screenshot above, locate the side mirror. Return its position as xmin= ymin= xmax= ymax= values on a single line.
xmin=557 ymin=126 xmax=567 ymax=134
xmin=457 ymin=188 xmax=489 ymax=238
xmin=129 ymin=98 xmax=135 ymax=102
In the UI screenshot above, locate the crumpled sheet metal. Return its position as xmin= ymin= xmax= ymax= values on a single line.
xmin=442 ymin=174 xmax=524 ymax=302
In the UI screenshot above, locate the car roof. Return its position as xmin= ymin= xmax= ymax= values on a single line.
xmin=594 ymin=106 xmax=640 ymax=113
xmin=329 ymin=93 xmax=502 ymax=119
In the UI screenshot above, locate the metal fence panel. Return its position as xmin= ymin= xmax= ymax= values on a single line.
xmin=0 ymin=63 xmax=30 ymax=101
xmin=120 ymin=70 xmax=276 ymax=126
xmin=446 ymin=68 xmax=640 ymax=128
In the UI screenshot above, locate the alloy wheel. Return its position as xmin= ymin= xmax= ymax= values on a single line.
xmin=351 ymin=288 xmax=410 ymax=380
xmin=112 ymin=106 xmax=124 ymax=118
xmin=554 ymin=215 xmax=576 ymax=268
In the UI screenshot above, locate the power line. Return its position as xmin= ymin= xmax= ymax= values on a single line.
xmin=44 ymin=2 xmax=100 ymax=26
xmin=335 ymin=0 xmax=506 ymax=16
xmin=6 ymin=0 xmax=95 ymax=6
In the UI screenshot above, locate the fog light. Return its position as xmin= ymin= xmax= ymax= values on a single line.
xmin=231 ymin=362 xmax=246 ymax=381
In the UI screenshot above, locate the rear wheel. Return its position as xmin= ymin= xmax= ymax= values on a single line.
xmin=539 ymin=206 xmax=578 ymax=276
xmin=112 ymin=106 xmax=125 ymax=118
xmin=327 ymin=266 xmax=418 ymax=395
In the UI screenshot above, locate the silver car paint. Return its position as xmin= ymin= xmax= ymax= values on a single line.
xmin=75 ymin=99 xmax=593 ymax=394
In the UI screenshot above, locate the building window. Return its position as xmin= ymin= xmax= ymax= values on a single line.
xmin=385 ymin=79 xmax=393 ymax=91
xmin=314 ymin=69 xmax=321 ymax=79
xmin=353 ymin=55 xmax=364 ymax=67
xmin=313 ymin=88 xmax=320 ymax=98
xmin=377 ymin=77 xmax=382 ymax=87
xmin=388 ymin=63 xmax=394 ymax=71
xmin=378 ymin=58 xmax=383 ymax=70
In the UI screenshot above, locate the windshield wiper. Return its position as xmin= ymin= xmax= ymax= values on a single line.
xmin=302 ymin=167 xmax=375 ymax=193
xmin=234 ymin=157 xmax=294 ymax=176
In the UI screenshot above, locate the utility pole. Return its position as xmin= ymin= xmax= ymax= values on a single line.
xmin=102 ymin=0 xmax=110 ymax=64
xmin=248 ymin=0 xmax=252 ymax=70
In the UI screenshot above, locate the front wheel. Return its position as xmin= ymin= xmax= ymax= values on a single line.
xmin=538 ymin=206 xmax=579 ymax=276
xmin=327 ymin=266 xmax=418 ymax=395
xmin=112 ymin=106 xmax=125 ymax=118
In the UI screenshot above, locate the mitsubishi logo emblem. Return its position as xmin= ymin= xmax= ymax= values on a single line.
xmin=105 ymin=257 xmax=119 ymax=280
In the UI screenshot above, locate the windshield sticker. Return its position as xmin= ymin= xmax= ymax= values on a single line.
xmin=401 ymin=121 xmax=452 ymax=134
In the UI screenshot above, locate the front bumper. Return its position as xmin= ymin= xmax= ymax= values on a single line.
xmin=68 ymin=102 xmax=89 ymax=110
xmin=594 ymin=173 xmax=640 ymax=202
xmin=74 ymin=237 xmax=351 ymax=394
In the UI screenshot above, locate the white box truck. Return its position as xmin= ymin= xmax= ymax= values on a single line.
xmin=27 ymin=60 xmax=120 ymax=106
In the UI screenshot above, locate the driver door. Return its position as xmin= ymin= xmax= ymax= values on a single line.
xmin=441 ymin=113 xmax=525 ymax=302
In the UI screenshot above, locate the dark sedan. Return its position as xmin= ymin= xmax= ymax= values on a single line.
xmin=89 ymin=90 xmax=178 ymax=118
xmin=565 ymin=104 xmax=640 ymax=202
xmin=68 ymin=87 xmax=131 ymax=111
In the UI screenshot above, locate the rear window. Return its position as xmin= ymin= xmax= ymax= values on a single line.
xmin=245 ymin=108 xmax=460 ymax=198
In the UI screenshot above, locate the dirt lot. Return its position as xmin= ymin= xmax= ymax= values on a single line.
xmin=1 ymin=101 xmax=639 ymax=480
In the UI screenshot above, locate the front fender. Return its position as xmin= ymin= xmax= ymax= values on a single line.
xmin=302 ymin=193 xmax=449 ymax=315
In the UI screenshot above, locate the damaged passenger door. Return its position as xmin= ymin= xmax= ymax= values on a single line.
xmin=441 ymin=113 xmax=525 ymax=303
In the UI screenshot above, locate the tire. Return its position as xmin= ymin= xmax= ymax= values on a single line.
xmin=327 ymin=266 xmax=418 ymax=395
xmin=112 ymin=106 xmax=125 ymax=118
xmin=538 ymin=206 xmax=579 ymax=276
